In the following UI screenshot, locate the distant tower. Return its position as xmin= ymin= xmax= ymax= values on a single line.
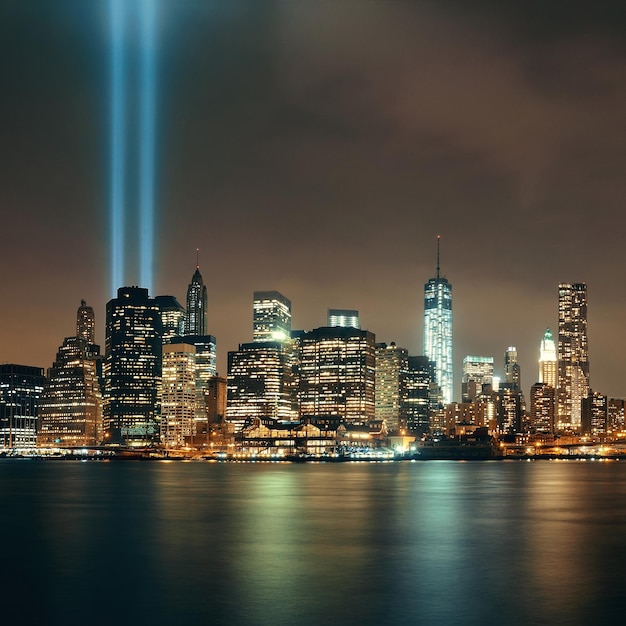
xmin=184 ymin=255 xmax=207 ymax=336
xmin=328 ymin=309 xmax=360 ymax=329
xmin=253 ymin=291 xmax=291 ymax=343
xmin=155 ymin=295 xmax=185 ymax=343
xmin=462 ymin=356 xmax=494 ymax=402
xmin=557 ymin=283 xmax=589 ymax=430
xmin=77 ymin=300 xmax=95 ymax=344
xmin=104 ymin=287 xmax=162 ymax=445
xmin=504 ymin=347 xmax=521 ymax=391
xmin=423 ymin=236 xmax=453 ymax=405
xmin=539 ymin=328 xmax=557 ymax=388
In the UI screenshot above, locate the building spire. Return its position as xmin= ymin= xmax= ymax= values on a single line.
xmin=196 ymin=247 xmax=199 ymax=269
xmin=436 ymin=235 xmax=441 ymax=279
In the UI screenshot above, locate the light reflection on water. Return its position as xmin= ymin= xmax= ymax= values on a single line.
xmin=2 ymin=460 xmax=626 ymax=625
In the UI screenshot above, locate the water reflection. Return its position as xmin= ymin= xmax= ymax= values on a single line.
xmin=2 ymin=460 xmax=626 ymax=625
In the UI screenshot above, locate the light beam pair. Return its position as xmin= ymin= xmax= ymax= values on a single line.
xmin=109 ymin=0 xmax=156 ymax=296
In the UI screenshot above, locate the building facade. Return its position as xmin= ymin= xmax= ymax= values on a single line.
xmin=403 ymin=356 xmax=436 ymax=436
xmin=104 ymin=287 xmax=162 ymax=446
xmin=253 ymin=291 xmax=291 ymax=343
xmin=0 ymin=364 xmax=46 ymax=450
xmin=184 ymin=265 xmax=207 ymax=336
xmin=299 ymin=326 xmax=376 ymax=424
xmin=375 ymin=342 xmax=408 ymax=433
xmin=424 ymin=238 xmax=453 ymax=405
xmin=539 ymin=328 xmax=557 ymax=388
xmin=155 ymin=295 xmax=185 ymax=343
xmin=38 ymin=337 xmax=102 ymax=448
xmin=462 ymin=356 xmax=494 ymax=402
xmin=557 ymin=283 xmax=589 ymax=430
xmin=327 ymin=309 xmax=360 ymax=329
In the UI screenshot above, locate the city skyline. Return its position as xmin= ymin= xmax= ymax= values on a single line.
xmin=1 ymin=2 xmax=625 ymax=398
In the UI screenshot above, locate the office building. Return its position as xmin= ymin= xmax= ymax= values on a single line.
xmin=155 ymin=295 xmax=185 ymax=343
xmin=608 ymin=399 xmax=625 ymax=433
xmin=299 ymin=326 xmax=376 ymax=424
xmin=375 ymin=342 xmax=408 ymax=433
xmin=0 ymin=364 xmax=46 ymax=450
xmin=161 ymin=343 xmax=196 ymax=448
xmin=582 ymin=391 xmax=607 ymax=436
xmin=253 ymin=291 xmax=291 ymax=343
xmin=539 ymin=328 xmax=557 ymax=388
xmin=226 ymin=342 xmax=296 ymax=431
xmin=530 ymin=382 xmax=555 ymax=434
xmin=328 ymin=309 xmax=360 ymax=329
xmin=403 ymin=356 xmax=436 ymax=436
xmin=38 ymin=336 xmax=102 ymax=448
xmin=504 ymin=347 xmax=521 ymax=390
xmin=462 ymin=356 xmax=494 ymax=402
xmin=557 ymin=283 xmax=589 ymax=430
xmin=184 ymin=264 xmax=207 ymax=336
xmin=77 ymin=299 xmax=95 ymax=344
xmin=424 ymin=237 xmax=453 ymax=405
xmin=104 ymin=287 xmax=162 ymax=446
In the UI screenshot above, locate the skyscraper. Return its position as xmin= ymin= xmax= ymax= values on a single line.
xmin=161 ymin=343 xmax=196 ymax=448
xmin=299 ymin=326 xmax=376 ymax=424
xmin=539 ymin=328 xmax=557 ymax=388
xmin=504 ymin=347 xmax=521 ymax=390
xmin=375 ymin=342 xmax=408 ymax=433
xmin=328 ymin=309 xmax=360 ymax=329
xmin=462 ymin=356 xmax=494 ymax=402
xmin=38 ymin=336 xmax=103 ymax=448
xmin=104 ymin=287 xmax=162 ymax=445
xmin=423 ymin=237 xmax=453 ymax=405
xmin=226 ymin=342 xmax=296 ymax=431
xmin=530 ymin=382 xmax=555 ymax=434
xmin=253 ymin=291 xmax=291 ymax=343
xmin=155 ymin=295 xmax=185 ymax=343
xmin=557 ymin=283 xmax=589 ymax=430
xmin=77 ymin=299 xmax=95 ymax=344
xmin=402 ymin=356 xmax=436 ymax=436
xmin=0 ymin=364 xmax=46 ymax=450
xmin=184 ymin=263 xmax=207 ymax=336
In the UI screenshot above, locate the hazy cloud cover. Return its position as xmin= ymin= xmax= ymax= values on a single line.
xmin=1 ymin=1 xmax=625 ymax=398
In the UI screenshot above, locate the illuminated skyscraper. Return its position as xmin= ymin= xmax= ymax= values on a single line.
xmin=226 ymin=342 xmax=296 ymax=431
xmin=539 ymin=328 xmax=557 ymax=388
xmin=299 ymin=327 xmax=376 ymax=424
xmin=155 ymin=295 xmax=185 ymax=343
xmin=462 ymin=356 xmax=494 ymax=402
xmin=253 ymin=291 xmax=291 ymax=343
xmin=38 ymin=336 xmax=102 ymax=448
xmin=77 ymin=299 xmax=95 ymax=344
xmin=161 ymin=343 xmax=196 ymax=448
xmin=530 ymin=382 xmax=555 ymax=434
xmin=557 ymin=283 xmax=589 ymax=430
xmin=423 ymin=237 xmax=453 ymax=404
xmin=0 ymin=364 xmax=46 ymax=450
xmin=184 ymin=264 xmax=207 ymax=336
xmin=375 ymin=342 xmax=408 ymax=433
xmin=104 ymin=287 xmax=162 ymax=445
xmin=504 ymin=347 xmax=521 ymax=391
xmin=328 ymin=309 xmax=360 ymax=329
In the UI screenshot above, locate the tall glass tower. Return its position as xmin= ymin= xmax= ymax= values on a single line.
xmin=184 ymin=262 xmax=207 ymax=336
xmin=423 ymin=237 xmax=453 ymax=405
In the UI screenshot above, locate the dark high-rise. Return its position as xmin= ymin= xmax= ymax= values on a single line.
xmin=77 ymin=299 xmax=95 ymax=344
xmin=0 ymin=364 xmax=46 ymax=450
xmin=104 ymin=287 xmax=162 ymax=445
xmin=184 ymin=264 xmax=207 ymax=336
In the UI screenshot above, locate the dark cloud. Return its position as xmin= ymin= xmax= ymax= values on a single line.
xmin=1 ymin=1 xmax=625 ymax=399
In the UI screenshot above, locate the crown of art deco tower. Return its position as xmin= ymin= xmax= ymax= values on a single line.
xmin=184 ymin=256 xmax=207 ymax=336
xmin=423 ymin=236 xmax=453 ymax=405
xmin=539 ymin=328 xmax=557 ymax=388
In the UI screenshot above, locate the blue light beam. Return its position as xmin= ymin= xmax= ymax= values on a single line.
xmin=139 ymin=0 xmax=156 ymax=293
xmin=109 ymin=0 xmax=126 ymax=297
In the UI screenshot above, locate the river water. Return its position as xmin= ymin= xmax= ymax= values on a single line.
xmin=1 ymin=459 xmax=625 ymax=625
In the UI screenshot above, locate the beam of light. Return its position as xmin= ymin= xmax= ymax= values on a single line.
xmin=109 ymin=0 xmax=126 ymax=297
xmin=139 ymin=0 xmax=156 ymax=294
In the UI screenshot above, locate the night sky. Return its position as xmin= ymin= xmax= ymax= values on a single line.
xmin=2 ymin=1 xmax=625 ymax=400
